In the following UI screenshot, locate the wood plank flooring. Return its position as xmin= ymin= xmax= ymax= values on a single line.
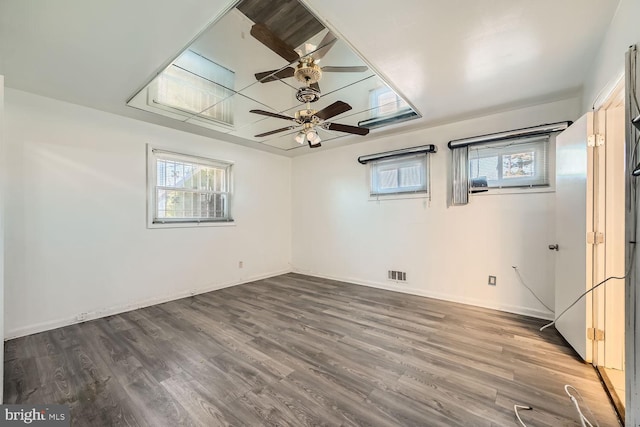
xmin=4 ymin=273 xmax=620 ymax=426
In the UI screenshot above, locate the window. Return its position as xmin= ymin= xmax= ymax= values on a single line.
xmin=468 ymin=136 xmax=549 ymax=189
xmin=150 ymin=50 xmax=235 ymax=126
xmin=358 ymin=86 xmax=418 ymax=129
xmin=370 ymin=154 xmax=428 ymax=196
xmin=370 ymin=86 xmax=407 ymax=116
xmin=148 ymin=148 xmax=233 ymax=226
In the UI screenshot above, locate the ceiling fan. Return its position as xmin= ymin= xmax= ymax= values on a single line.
xmin=250 ymin=100 xmax=370 ymax=148
xmin=250 ymin=23 xmax=368 ymax=91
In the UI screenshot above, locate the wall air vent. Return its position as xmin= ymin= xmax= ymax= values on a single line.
xmin=388 ymin=270 xmax=407 ymax=282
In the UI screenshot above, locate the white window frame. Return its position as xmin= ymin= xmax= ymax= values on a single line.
xmin=147 ymin=146 xmax=234 ymax=228
xmin=369 ymin=154 xmax=429 ymax=199
xmin=468 ymin=135 xmax=555 ymax=195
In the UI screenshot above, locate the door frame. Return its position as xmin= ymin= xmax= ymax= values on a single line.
xmin=624 ymin=45 xmax=640 ymax=427
xmin=592 ymin=79 xmax=626 ymax=369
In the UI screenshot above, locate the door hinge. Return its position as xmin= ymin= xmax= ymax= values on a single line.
xmin=587 ymin=134 xmax=605 ymax=147
xmin=587 ymin=328 xmax=604 ymax=341
xmin=587 ymin=231 xmax=604 ymax=245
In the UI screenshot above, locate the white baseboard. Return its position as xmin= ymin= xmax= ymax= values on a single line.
xmin=5 ymin=268 xmax=292 ymax=340
xmin=7 ymin=267 xmax=553 ymax=340
xmin=291 ymin=269 xmax=555 ymax=321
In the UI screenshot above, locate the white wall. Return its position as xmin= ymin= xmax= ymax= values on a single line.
xmin=583 ymin=0 xmax=640 ymax=110
xmin=292 ymin=97 xmax=581 ymax=319
xmin=4 ymin=88 xmax=292 ymax=338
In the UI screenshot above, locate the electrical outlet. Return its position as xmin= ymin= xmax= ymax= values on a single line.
xmin=239 ymin=261 xmax=244 ymax=268
xmin=488 ymin=276 xmax=497 ymax=286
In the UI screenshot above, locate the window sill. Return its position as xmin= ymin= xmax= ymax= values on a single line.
xmin=369 ymin=193 xmax=429 ymax=202
xmin=471 ymin=186 xmax=555 ymax=196
xmin=147 ymin=220 xmax=236 ymax=229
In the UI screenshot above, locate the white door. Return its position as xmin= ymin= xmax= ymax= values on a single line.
xmin=555 ymin=113 xmax=592 ymax=361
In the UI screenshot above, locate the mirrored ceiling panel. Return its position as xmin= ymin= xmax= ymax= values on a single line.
xmin=127 ymin=0 xmax=420 ymax=151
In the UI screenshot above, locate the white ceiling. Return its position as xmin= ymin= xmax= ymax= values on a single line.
xmin=0 ymin=0 xmax=619 ymax=156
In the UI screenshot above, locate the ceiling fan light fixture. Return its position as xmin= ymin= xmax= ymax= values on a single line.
xmin=295 ymin=132 xmax=306 ymax=144
xmin=305 ymin=130 xmax=321 ymax=144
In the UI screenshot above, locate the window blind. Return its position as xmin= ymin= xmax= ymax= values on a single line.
xmin=370 ymin=154 xmax=428 ymax=196
xmin=150 ymin=149 xmax=233 ymax=223
xmin=152 ymin=50 xmax=235 ymax=126
xmin=468 ymin=136 xmax=550 ymax=189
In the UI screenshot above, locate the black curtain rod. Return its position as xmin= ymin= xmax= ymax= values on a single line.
xmin=447 ymin=121 xmax=572 ymax=149
xmin=358 ymin=144 xmax=437 ymax=164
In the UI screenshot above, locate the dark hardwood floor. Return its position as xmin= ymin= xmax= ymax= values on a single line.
xmin=4 ymin=273 xmax=619 ymax=426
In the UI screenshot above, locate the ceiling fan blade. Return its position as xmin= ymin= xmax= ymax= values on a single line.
xmin=321 ymin=66 xmax=368 ymax=73
xmin=249 ymin=109 xmax=296 ymax=121
xmin=308 ymin=140 xmax=322 ymax=148
xmin=311 ymin=31 xmax=337 ymax=61
xmin=314 ymin=101 xmax=352 ymax=121
xmin=255 ymin=126 xmax=296 ymax=138
xmin=250 ymin=23 xmax=300 ymax=63
xmin=255 ymin=67 xmax=295 ymax=83
xmin=326 ymin=122 xmax=370 ymax=136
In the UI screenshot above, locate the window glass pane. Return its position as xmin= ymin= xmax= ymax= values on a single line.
xmin=377 ymin=91 xmax=400 ymax=115
xmin=157 ymin=160 xmax=166 ymax=186
xmin=378 ymin=169 xmax=398 ymax=189
xmin=211 ymin=168 xmax=226 ymax=192
xmin=369 ymin=86 xmax=409 ymax=117
xmin=399 ymin=164 xmax=422 ymax=187
xmin=502 ymin=152 xmax=535 ymax=179
xmin=151 ymin=150 xmax=232 ymax=223
xmin=370 ymin=154 xmax=427 ymax=196
xmin=468 ymin=136 xmax=549 ymax=189
xmin=470 ymin=155 xmax=499 ymax=181
xmin=156 ymin=190 xmax=227 ymax=219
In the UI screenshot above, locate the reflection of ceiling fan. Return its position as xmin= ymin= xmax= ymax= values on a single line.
xmin=250 ymin=101 xmax=370 ymax=148
xmin=251 ymin=23 xmax=368 ymax=90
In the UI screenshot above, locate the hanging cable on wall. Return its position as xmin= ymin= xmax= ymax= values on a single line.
xmin=511 ymin=266 xmax=554 ymax=314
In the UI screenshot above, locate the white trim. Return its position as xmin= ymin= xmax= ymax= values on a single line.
xmin=626 ymin=45 xmax=640 ymax=427
xmin=591 ymin=70 xmax=625 ymax=111
xmin=368 ymin=193 xmax=429 ymax=202
xmin=147 ymin=220 xmax=236 ymax=229
xmin=4 ymin=268 xmax=292 ymax=340
xmin=292 ymin=269 xmax=554 ymax=320
xmin=472 ymin=187 xmax=555 ymax=196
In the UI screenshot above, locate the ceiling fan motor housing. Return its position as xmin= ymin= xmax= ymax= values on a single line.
xmin=295 ymin=109 xmax=319 ymax=125
xmin=295 ymin=59 xmax=322 ymax=84
xmin=296 ymin=86 xmax=321 ymax=103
